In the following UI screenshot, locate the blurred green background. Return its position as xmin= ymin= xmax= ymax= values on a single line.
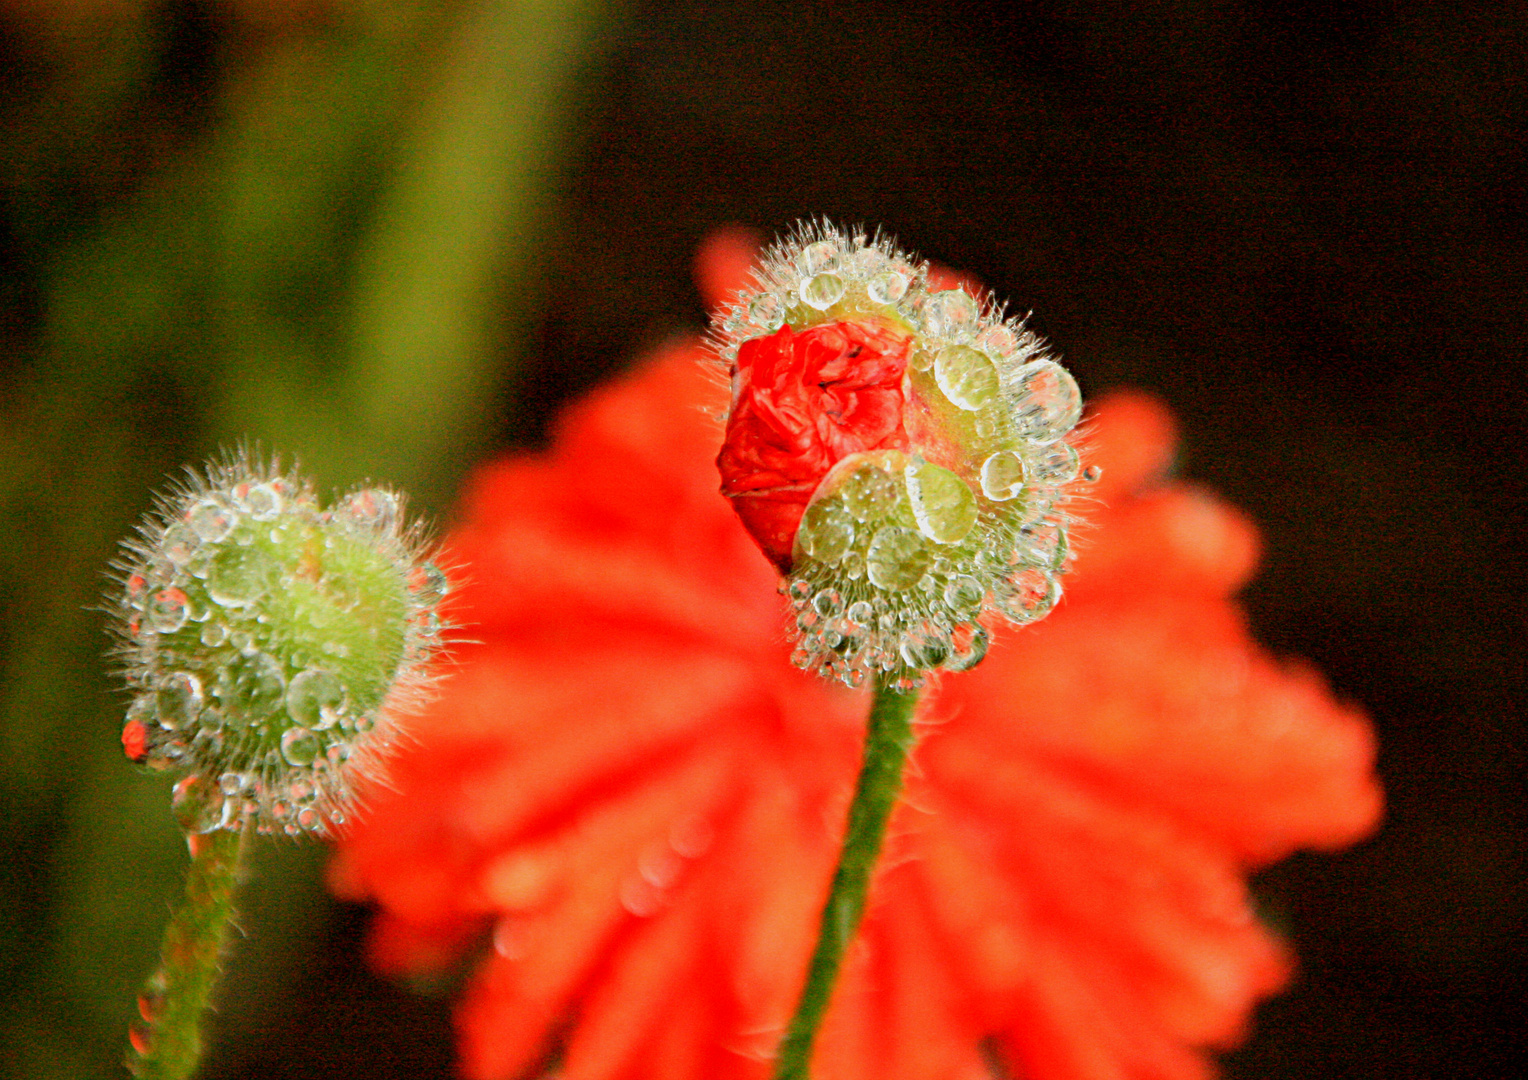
xmin=1 ymin=1 xmax=1522 ymax=1078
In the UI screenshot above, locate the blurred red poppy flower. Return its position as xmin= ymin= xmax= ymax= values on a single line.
xmin=329 ymin=236 xmax=1381 ymax=1080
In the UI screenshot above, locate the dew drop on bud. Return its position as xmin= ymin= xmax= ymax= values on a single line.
xmin=943 ymin=576 xmax=985 ymax=615
xmin=207 ymin=546 xmax=271 ymax=607
xmin=923 ymin=289 xmax=979 ymax=340
xmin=161 ymin=524 xmax=199 ymax=567
xmin=977 ymin=324 xmax=1017 ymax=357
xmin=748 ymin=293 xmax=784 ymax=331
xmin=243 ymin=482 xmax=283 ymax=521
xmin=800 ymin=272 xmax=846 ymax=310
xmin=156 ymin=672 xmax=203 ymax=730
xmin=995 ymin=567 xmax=1062 ymax=624
xmin=800 ymin=240 xmax=841 ymax=276
xmin=1031 ymin=442 xmax=1081 ymax=485
xmin=980 ymin=450 xmax=1027 ymax=501
xmin=797 ymin=498 xmax=855 ymax=563
xmin=867 ymin=270 xmax=908 ymax=305
xmin=842 ymin=466 xmax=901 ymax=523
xmin=189 ymin=500 xmax=236 ymax=542
xmin=287 ymin=668 xmax=346 ymax=730
xmin=811 ymin=588 xmax=844 ymax=617
xmin=280 ymin=726 xmax=321 ymax=767
xmin=866 ymin=526 xmax=932 ymax=590
xmin=342 ymin=488 xmax=398 ymax=533
xmin=945 ymin=623 xmax=991 ymax=672
xmin=146 ymin=588 xmax=190 ymax=633
xmin=934 ymin=345 xmax=1000 ymax=411
xmin=1011 ymin=360 xmax=1082 ymax=442
xmin=906 ymin=461 xmax=978 ymax=544
xmin=218 ymin=651 xmax=286 ymax=717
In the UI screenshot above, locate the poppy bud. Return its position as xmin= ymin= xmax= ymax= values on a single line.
xmin=109 ymin=454 xmax=446 ymax=835
xmin=714 ymin=222 xmax=1087 ymax=687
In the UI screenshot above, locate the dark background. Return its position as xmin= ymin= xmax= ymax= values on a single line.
xmin=2 ymin=1 xmax=1522 ymax=1078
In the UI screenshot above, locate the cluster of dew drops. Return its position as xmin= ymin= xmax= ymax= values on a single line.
xmin=113 ymin=462 xmax=446 ymax=836
xmin=716 ymin=222 xmax=1096 ymax=689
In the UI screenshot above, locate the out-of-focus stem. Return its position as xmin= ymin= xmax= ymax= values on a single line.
xmin=772 ymin=676 xmax=920 ymax=1080
xmin=128 ymin=826 xmax=248 ymax=1080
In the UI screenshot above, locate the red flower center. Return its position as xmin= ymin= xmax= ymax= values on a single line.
xmin=716 ymin=320 xmax=912 ymax=569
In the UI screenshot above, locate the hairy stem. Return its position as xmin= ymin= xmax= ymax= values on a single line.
xmin=128 ymin=826 xmax=248 ymax=1080
xmin=773 ymin=676 xmax=920 ymax=1080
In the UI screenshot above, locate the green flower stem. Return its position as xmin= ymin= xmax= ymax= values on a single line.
xmin=773 ymin=676 xmax=921 ymax=1080
xmin=128 ymin=826 xmax=248 ymax=1080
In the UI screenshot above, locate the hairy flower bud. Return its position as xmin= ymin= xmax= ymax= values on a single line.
xmin=713 ymin=222 xmax=1090 ymax=687
xmin=109 ymin=454 xmax=446 ymax=836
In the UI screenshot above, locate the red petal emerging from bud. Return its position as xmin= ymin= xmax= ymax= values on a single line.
xmin=717 ymin=321 xmax=912 ymax=569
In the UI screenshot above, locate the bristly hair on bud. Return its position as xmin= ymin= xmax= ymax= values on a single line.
xmin=712 ymin=220 xmax=1093 ymax=690
xmin=107 ymin=450 xmax=449 ymax=837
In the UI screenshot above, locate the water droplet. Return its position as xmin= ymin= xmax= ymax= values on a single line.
xmin=341 ymin=488 xmax=398 ymax=533
xmin=281 ymin=726 xmax=321 ymax=767
xmin=848 ymin=246 xmax=886 ymax=275
xmin=1081 ymin=464 xmax=1103 ymax=484
xmin=978 ymin=325 xmax=1018 ymax=357
xmin=899 ymin=625 xmax=952 ymax=669
xmin=172 ymin=775 xmax=231 ymax=834
xmin=865 ymin=526 xmax=932 ymax=590
xmin=842 ymin=466 xmax=901 ymax=522
xmin=796 ymin=608 xmax=820 ymax=632
xmin=1031 ymin=442 xmax=1080 ymax=485
xmin=1017 ymin=520 xmax=1068 ymax=569
xmin=297 ymin=806 xmax=320 ymax=830
xmin=908 ymin=347 xmax=935 ymax=372
xmin=812 ymin=589 xmax=844 ymax=617
xmin=800 ymin=272 xmax=846 ymax=310
xmin=790 ymin=648 xmax=813 ymax=669
xmin=845 ymin=666 xmax=868 ymax=688
xmin=410 ymin=562 xmax=448 ymax=605
xmin=1011 ymin=360 xmax=1082 ymax=442
xmin=945 ymin=624 xmax=991 ymax=672
xmin=846 ymin=600 xmax=874 ymax=625
xmin=189 ymin=501 xmax=236 ymax=543
xmin=207 ymin=546 xmax=271 ymax=608
xmin=943 ymin=576 xmax=985 ymax=615
xmin=801 ymin=240 xmax=841 ymax=276
xmin=242 ymin=482 xmax=283 ymax=521
xmin=995 ymin=568 xmax=1061 ymax=624
xmin=980 ymin=450 xmax=1027 ymax=501
xmin=934 ymin=345 xmax=1000 ymax=410
xmin=867 ymin=270 xmax=908 ymax=305
xmin=905 ymin=462 xmax=978 ymax=544
xmin=842 ymin=550 xmax=865 ymax=579
xmin=287 ymin=669 xmax=346 ymax=730
xmin=161 ymin=524 xmax=198 ymax=567
xmin=789 ymin=579 xmax=812 ymax=601
xmin=147 ymin=588 xmax=190 ymax=633
xmin=923 ymin=289 xmax=979 ymax=339
xmin=797 ymin=498 xmax=855 ymax=563
xmin=748 ymin=292 xmax=785 ymax=331
xmin=155 ymin=672 xmax=203 ymax=730
xmin=199 ymin=621 xmax=228 ymax=648
xmin=218 ymin=651 xmax=286 ymax=719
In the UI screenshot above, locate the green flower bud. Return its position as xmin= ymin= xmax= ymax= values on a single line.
xmin=110 ymin=454 xmax=447 ymax=836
